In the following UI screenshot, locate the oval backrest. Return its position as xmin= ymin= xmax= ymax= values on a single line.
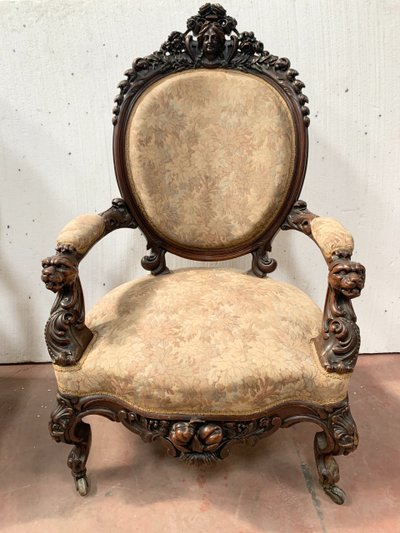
xmin=124 ymin=69 xmax=295 ymax=249
xmin=113 ymin=5 xmax=309 ymax=262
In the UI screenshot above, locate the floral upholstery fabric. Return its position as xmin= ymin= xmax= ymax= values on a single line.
xmin=125 ymin=69 xmax=296 ymax=249
xmin=311 ymin=217 xmax=354 ymax=261
xmin=54 ymin=269 xmax=350 ymax=417
xmin=57 ymin=214 xmax=105 ymax=255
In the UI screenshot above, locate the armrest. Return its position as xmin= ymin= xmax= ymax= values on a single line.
xmin=41 ymin=198 xmax=137 ymax=367
xmin=282 ymin=200 xmax=366 ymax=374
xmin=55 ymin=198 xmax=138 ymax=258
xmin=310 ymin=217 xmax=354 ymax=262
xmin=282 ymin=200 xmax=354 ymax=262
xmin=56 ymin=214 xmax=105 ymax=256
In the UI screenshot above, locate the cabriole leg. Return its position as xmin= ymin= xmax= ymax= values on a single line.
xmin=314 ymin=400 xmax=359 ymax=505
xmin=49 ymin=394 xmax=91 ymax=496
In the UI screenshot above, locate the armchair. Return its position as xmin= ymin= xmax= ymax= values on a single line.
xmin=41 ymin=4 xmax=365 ymax=504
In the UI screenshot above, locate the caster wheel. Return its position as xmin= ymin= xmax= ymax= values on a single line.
xmin=323 ymin=484 xmax=346 ymax=505
xmin=75 ymin=476 xmax=89 ymax=496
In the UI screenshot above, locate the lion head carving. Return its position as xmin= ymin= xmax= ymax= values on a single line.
xmin=41 ymin=253 xmax=78 ymax=292
xmin=329 ymin=260 xmax=365 ymax=299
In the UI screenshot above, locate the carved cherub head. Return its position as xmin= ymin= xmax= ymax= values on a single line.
xmin=329 ymin=260 xmax=366 ymax=299
xmin=41 ymin=253 xmax=78 ymax=292
xmin=197 ymin=22 xmax=226 ymax=61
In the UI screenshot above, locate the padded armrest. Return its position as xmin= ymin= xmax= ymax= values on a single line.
xmin=310 ymin=217 xmax=354 ymax=262
xmin=57 ymin=214 xmax=106 ymax=255
xmin=282 ymin=200 xmax=365 ymax=374
xmin=41 ymin=199 xmax=137 ymax=367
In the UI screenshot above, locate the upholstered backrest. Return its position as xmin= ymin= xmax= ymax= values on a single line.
xmin=113 ymin=4 xmax=309 ymax=263
xmin=124 ymin=70 xmax=295 ymax=250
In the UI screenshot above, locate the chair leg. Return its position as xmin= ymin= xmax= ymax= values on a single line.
xmin=49 ymin=394 xmax=92 ymax=496
xmin=314 ymin=399 xmax=359 ymax=505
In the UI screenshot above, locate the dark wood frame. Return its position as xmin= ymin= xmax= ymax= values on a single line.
xmin=42 ymin=4 xmax=365 ymax=504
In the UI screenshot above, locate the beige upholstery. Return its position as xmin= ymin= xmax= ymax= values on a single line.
xmin=57 ymin=214 xmax=105 ymax=255
xmin=55 ymin=269 xmax=350 ymax=417
xmin=311 ymin=217 xmax=354 ymax=261
xmin=125 ymin=69 xmax=296 ymax=249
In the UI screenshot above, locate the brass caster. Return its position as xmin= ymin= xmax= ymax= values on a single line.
xmin=75 ymin=475 xmax=89 ymax=496
xmin=323 ymin=484 xmax=346 ymax=505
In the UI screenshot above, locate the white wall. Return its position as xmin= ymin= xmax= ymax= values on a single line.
xmin=1 ymin=0 xmax=399 ymax=363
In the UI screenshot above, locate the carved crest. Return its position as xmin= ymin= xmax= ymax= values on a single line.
xmin=113 ymin=3 xmax=310 ymax=126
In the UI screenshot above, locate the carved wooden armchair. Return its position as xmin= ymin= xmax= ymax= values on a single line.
xmin=41 ymin=4 xmax=365 ymax=504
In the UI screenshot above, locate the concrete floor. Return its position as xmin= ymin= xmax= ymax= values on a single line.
xmin=0 ymin=355 xmax=399 ymax=533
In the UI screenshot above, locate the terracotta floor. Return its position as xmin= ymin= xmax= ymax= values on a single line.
xmin=0 ymin=355 xmax=399 ymax=533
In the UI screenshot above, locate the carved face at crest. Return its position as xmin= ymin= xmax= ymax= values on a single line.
xmin=197 ymin=22 xmax=226 ymax=60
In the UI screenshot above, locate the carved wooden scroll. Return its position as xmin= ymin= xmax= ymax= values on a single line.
xmin=41 ymin=199 xmax=137 ymax=366
xmin=250 ymin=241 xmax=277 ymax=278
xmin=282 ymin=201 xmax=365 ymax=373
xmin=319 ymin=259 xmax=365 ymax=373
xmin=141 ymin=243 xmax=170 ymax=276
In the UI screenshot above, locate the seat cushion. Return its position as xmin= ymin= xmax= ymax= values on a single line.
xmin=54 ymin=269 xmax=350 ymax=417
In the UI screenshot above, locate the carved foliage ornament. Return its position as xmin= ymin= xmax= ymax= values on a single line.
xmin=112 ymin=3 xmax=310 ymax=126
xmin=314 ymin=402 xmax=358 ymax=504
xmin=41 ymin=251 xmax=92 ymax=367
xmin=328 ymin=403 xmax=359 ymax=453
xmin=49 ymin=395 xmax=76 ymax=442
xmin=117 ymin=409 xmax=282 ymax=465
xmin=250 ymin=241 xmax=277 ymax=278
